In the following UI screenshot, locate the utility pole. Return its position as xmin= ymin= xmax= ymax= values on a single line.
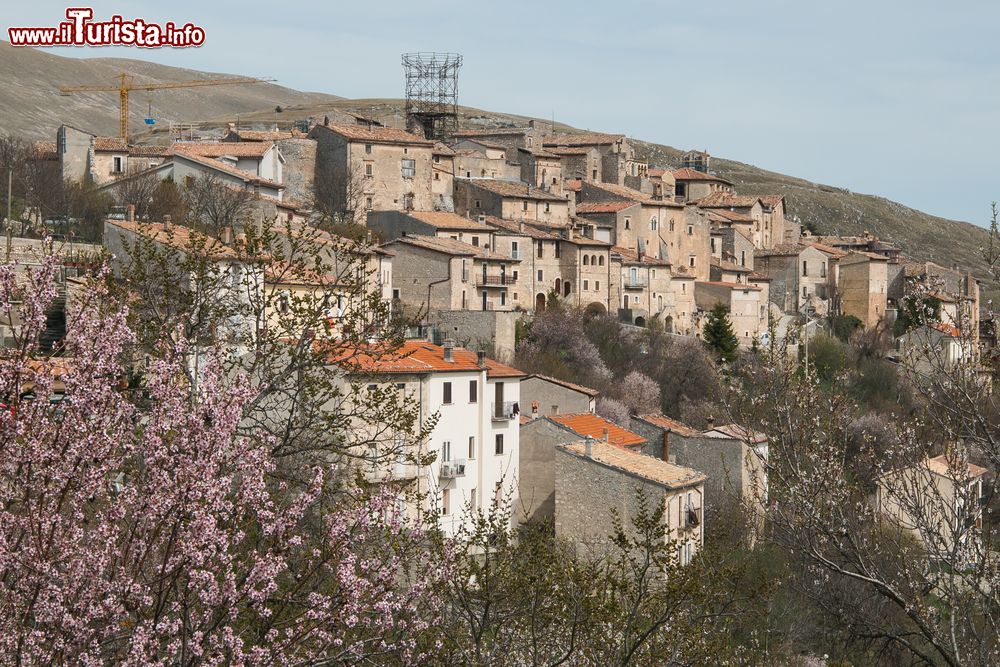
xmin=5 ymin=169 xmax=11 ymax=262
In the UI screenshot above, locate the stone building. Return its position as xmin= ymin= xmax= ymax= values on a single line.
xmin=629 ymin=415 xmax=768 ymax=519
xmin=672 ymin=167 xmax=734 ymax=204
xmin=518 ymin=412 xmax=646 ymax=524
xmin=518 ymin=147 xmax=564 ymax=195
xmin=695 ymin=281 xmax=768 ymax=347
xmin=543 ymin=132 xmax=634 ymax=184
xmin=383 ymin=235 xmax=520 ymax=313
xmin=838 ymin=252 xmax=889 ymax=328
xmin=56 ymin=124 xmax=168 ymax=186
xmin=547 ymin=146 xmax=602 ymax=183
xmin=171 ymin=141 xmax=285 ymax=185
xmin=367 ymin=210 xmax=494 ymax=247
xmin=432 ymin=143 xmax=456 ymax=212
xmin=611 ymin=246 xmax=674 ymax=327
xmin=520 ymin=374 xmax=599 ymax=419
xmin=754 ymin=243 xmax=833 ymax=315
xmin=554 ymin=440 xmax=706 ymax=564
xmin=309 ymin=122 xmax=435 ymax=215
xmin=454 ymin=179 xmax=571 ymax=227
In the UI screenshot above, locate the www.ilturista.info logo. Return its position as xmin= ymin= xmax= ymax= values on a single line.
xmin=8 ymin=8 xmax=205 ymax=48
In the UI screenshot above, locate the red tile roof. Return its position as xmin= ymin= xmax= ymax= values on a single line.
xmin=407 ymin=211 xmax=493 ymax=230
xmin=926 ymin=454 xmax=988 ymax=479
xmin=545 ymin=146 xmax=593 ymax=156
xmin=454 ymin=128 xmax=530 ymax=137
xmin=484 ymin=216 xmax=561 ymax=240
xmin=635 ymin=413 xmax=699 ymax=437
xmin=128 ymin=145 xmax=170 ymax=157
xmin=672 ymin=167 xmax=732 ymax=184
xmin=387 ymin=235 xmax=516 ymax=261
xmin=172 ymin=141 xmax=273 ymax=158
xmin=564 ymin=179 xmax=583 ymax=191
xmin=106 ymin=220 xmax=246 ymax=260
xmin=549 ymin=413 xmax=645 ymax=447
xmin=314 ymin=123 xmax=433 ymax=146
xmin=927 ymin=322 xmax=962 ymax=337
xmin=328 ymin=340 xmax=524 ymax=378
xmin=576 ymin=201 xmax=640 ymax=214
xmin=229 ymin=129 xmax=295 ymax=141
xmin=708 ymin=208 xmax=755 ymax=223
xmin=93 ymin=137 xmax=128 ymax=152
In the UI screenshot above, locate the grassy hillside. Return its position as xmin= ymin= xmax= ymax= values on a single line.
xmin=0 ymin=41 xmax=340 ymax=139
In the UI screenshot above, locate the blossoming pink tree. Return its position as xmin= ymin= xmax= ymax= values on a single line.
xmin=0 ymin=253 xmax=446 ymax=665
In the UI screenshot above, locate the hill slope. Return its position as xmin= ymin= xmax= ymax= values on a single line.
xmin=0 ymin=41 xmax=340 ymax=139
xmin=0 ymin=44 xmax=991 ymax=285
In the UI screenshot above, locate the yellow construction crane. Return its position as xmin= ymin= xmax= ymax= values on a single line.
xmin=59 ymin=72 xmax=277 ymax=142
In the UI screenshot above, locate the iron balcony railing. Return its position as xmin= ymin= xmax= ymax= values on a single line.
xmin=477 ymin=274 xmax=517 ymax=286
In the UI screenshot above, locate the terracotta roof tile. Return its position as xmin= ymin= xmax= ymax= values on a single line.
xmin=672 ymin=167 xmax=732 ymax=184
xmin=106 ymin=220 xmax=245 ymax=260
xmin=454 ymin=128 xmax=530 ymax=137
xmin=635 ymin=413 xmax=699 ymax=437
xmin=708 ymin=208 xmax=755 ymax=223
xmin=545 ymin=146 xmax=593 ymax=156
xmin=93 ymin=137 xmax=128 ymax=152
xmin=526 ymin=374 xmax=600 ymax=397
xmin=564 ymin=179 xmax=583 ymax=191
xmin=576 ymin=201 xmax=640 ymax=214
xmin=925 ymin=454 xmax=988 ymax=479
xmin=693 ymin=192 xmax=762 ymax=208
xmin=171 ymin=151 xmax=280 ymax=188
xmin=558 ymin=440 xmax=706 ymax=489
xmin=549 ymin=413 xmax=645 ymax=447
xmin=387 ymin=235 xmax=516 ymax=261
xmin=484 ymin=216 xmax=560 ymax=240
xmin=328 ymin=340 xmax=524 ymax=377
xmin=407 ymin=211 xmax=493 ymax=230
xmin=128 ymin=145 xmax=170 ymax=157
xmin=314 ymin=123 xmax=433 ymax=146
xmin=172 ymin=141 xmax=273 ymax=158
xmin=460 ymin=178 xmax=567 ymax=202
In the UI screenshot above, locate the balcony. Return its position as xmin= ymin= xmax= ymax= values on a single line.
xmin=492 ymin=401 xmax=518 ymax=421
xmin=683 ymin=506 xmax=701 ymax=530
xmin=476 ymin=274 xmax=517 ymax=287
xmin=623 ymin=276 xmax=647 ymax=290
xmin=440 ymin=460 xmax=467 ymax=478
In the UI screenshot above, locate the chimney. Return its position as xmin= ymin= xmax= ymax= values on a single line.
xmin=585 ymin=435 xmax=594 ymax=457
xmin=478 ymin=214 xmax=486 ymax=224
xmin=601 ymin=427 xmax=609 ymax=442
xmin=706 ymin=416 xmax=715 ymax=430
xmin=528 ymin=119 xmax=535 ymax=129
xmin=227 ymin=122 xmax=236 ymax=132
xmin=220 ymin=225 xmax=235 ymax=245
xmin=443 ymin=338 xmax=455 ymax=362
xmin=477 ymin=350 xmax=486 ymax=367
xmin=531 ymin=400 xmax=539 ymax=418
xmin=126 ymin=204 xmax=135 ymax=222
xmin=162 ymin=214 xmax=171 ymax=230
xmin=323 ymin=115 xmax=330 ymax=127
xmin=661 ymin=430 xmax=670 ymax=462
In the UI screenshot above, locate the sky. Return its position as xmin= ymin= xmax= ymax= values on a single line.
xmin=7 ymin=0 xmax=1000 ymax=226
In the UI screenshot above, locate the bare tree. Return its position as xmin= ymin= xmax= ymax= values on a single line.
xmin=109 ymin=164 xmax=159 ymax=220
xmin=182 ymin=173 xmax=256 ymax=235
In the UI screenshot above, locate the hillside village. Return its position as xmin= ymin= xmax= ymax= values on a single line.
xmin=2 ymin=33 xmax=1000 ymax=661
xmin=5 ymin=91 xmax=987 ymax=564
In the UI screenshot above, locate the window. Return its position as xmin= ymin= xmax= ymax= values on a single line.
xmin=471 ymin=237 xmax=479 ymax=247
xmin=595 ymin=280 xmax=600 ymax=290
xmin=522 ymin=201 xmax=529 ymax=212
xmin=434 ymin=172 xmax=440 ymax=181
xmin=802 ymin=261 xmax=808 ymax=277
xmin=365 ymin=197 xmax=373 ymax=210
xmin=669 ymin=219 xmax=675 ymax=232
xmin=688 ymin=256 xmax=696 ymax=268
xmin=803 ymin=286 xmax=808 ymax=298
xmin=365 ymin=143 xmax=372 ymax=154
xmin=365 ymin=163 xmax=373 ymax=178
xmin=537 ymin=269 xmax=543 ymax=281
xmin=687 ymin=225 xmax=693 ymax=236
xmin=537 ymin=241 xmax=544 ymax=258
xmin=474 ymin=199 xmax=481 ymax=209
xmin=554 ymin=242 xmax=560 ymax=259
xmin=544 ymin=202 xmax=551 ymax=213
xmin=466 ymin=171 xmax=472 ymax=178
xmin=633 ymin=295 xmax=639 ymax=304
xmin=511 ymin=241 xmax=519 ymax=257
xmin=468 ymin=436 xmax=476 ymax=459
xmin=402 ymin=194 xmax=414 ymax=210
xmin=740 ymin=250 xmax=746 ymax=266
xmin=469 ymin=380 xmax=478 ymax=403
xmin=495 ymin=433 xmax=504 ymax=455
xmin=113 ymin=156 xmax=124 ymax=173
xmin=500 ymin=290 xmax=507 ymax=306
xmin=392 ymin=288 xmax=400 ymax=300
xmin=442 ymin=489 xmax=450 ymax=515
xmin=624 ymin=217 xmax=631 ymax=230
xmin=821 ymin=262 xmax=827 ymax=278
xmin=651 ymin=216 xmax=658 ymax=230
xmin=470 ymin=487 xmax=478 ymax=510
xmin=711 ymin=238 xmax=716 ymax=253
xmin=583 ymin=279 xmax=589 ymax=290
xmin=401 ymin=158 xmax=416 ymax=178
xmin=598 ymin=256 xmax=604 ymax=266
xmin=442 ymin=440 xmax=451 ymax=462
xmin=682 ymin=283 xmax=687 ymax=294
xmin=443 ymin=382 xmax=452 ymax=404
xmin=592 ymin=169 xmax=598 ymax=179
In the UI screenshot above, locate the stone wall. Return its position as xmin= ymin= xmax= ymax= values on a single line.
xmin=426 ymin=308 xmax=518 ymax=363
xmin=275 ymin=138 xmax=316 ymax=204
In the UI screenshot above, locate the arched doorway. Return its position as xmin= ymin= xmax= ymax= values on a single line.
xmin=535 ymin=293 xmax=547 ymax=312
xmin=563 ymin=281 xmax=571 ymax=297
xmin=634 ymin=316 xmax=647 ymax=328
xmin=584 ymin=302 xmax=607 ymax=317
xmin=554 ymin=278 xmax=562 ymax=294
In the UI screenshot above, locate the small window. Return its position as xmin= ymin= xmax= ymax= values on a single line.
xmin=537 ymin=269 xmax=543 ymax=281
xmin=583 ymin=279 xmax=589 ymax=290
xmin=687 ymin=225 xmax=693 ymax=236
xmin=113 ymin=156 xmax=124 ymax=173
xmin=401 ymin=158 xmax=416 ymax=178
xmin=468 ymin=436 xmax=476 ymax=459
xmin=624 ymin=217 xmax=631 ymax=230
xmin=474 ymin=199 xmax=482 ymax=209
xmin=442 ymin=488 xmax=450 ymax=515
xmin=584 ymin=256 xmax=590 ymax=266
xmin=365 ymin=163 xmax=373 ymax=177
xmin=433 ymin=154 xmax=441 ymax=163
xmin=537 ymin=241 xmax=544 ymax=258
xmin=365 ymin=143 xmax=372 ymax=154
xmin=598 ymin=256 xmax=605 ymax=266
xmin=595 ymin=280 xmax=600 ymax=290
xmin=442 ymin=441 xmax=451 ymax=462
xmin=688 ymin=256 xmax=696 ymax=268
xmin=544 ymin=202 xmax=551 ymax=213
xmin=443 ymin=382 xmax=452 ymax=404
xmin=554 ymin=242 xmax=560 ymax=259
xmin=365 ymin=197 xmax=373 ymax=211
xmin=522 ymin=201 xmax=529 ymax=212
xmin=469 ymin=380 xmax=478 ymax=403
xmin=802 ymin=261 xmax=808 ymax=277
xmin=495 ymin=433 xmax=504 ymax=455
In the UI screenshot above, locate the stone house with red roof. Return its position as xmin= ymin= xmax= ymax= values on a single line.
xmin=672 ymin=167 xmax=734 ymax=203
xmin=56 ymin=124 xmax=169 ymax=186
xmin=554 ymin=440 xmax=705 ymax=563
xmin=309 ymin=122 xmax=435 ymax=215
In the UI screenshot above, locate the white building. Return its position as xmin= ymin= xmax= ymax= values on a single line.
xmin=331 ymin=339 xmax=523 ymax=538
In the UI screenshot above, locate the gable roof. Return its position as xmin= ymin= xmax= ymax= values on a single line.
xmin=93 ymin=137 xmax=128 ymax=152
xmin=407 ymin=210 xmax=493 ymax=231
xmin=548 ymin=413 xmax=645 ymax=447
xmin=693 ymin=192 xmax=763 ymax=208
xmin=557 ymin=440 xmax=706 ymax=489
xmin=460 ymin=178 xmax=567 ymax=202
xmin=634 ymin=413 xmax=699 ymax=438
xmin=106 ymin=220 xmax=245 ymax=260
xmin=484 ymin=216 xmax=561 ymax=240
xmin=525 ymin=373 xmax=600 ymax=397
xmin=576 ymin=201 xmax=640 ymax=214
xmin=925 ymin=454 xmax=988 ymax=479
xmin=314 ymin=123 xmax=433 ymax=146
xmin=327 ymin=339 xmax=523 ymax=377
xmin=543 ymin=132 xmax=624 ymax=147
xmin=672 ymin=167 xmax=732 ymax=184
xmin=171 ymin=150 xmax=281 ymax=189
xmin=387 ymin=235 xmax=516 ymax=261
xmin=172 ymin=141 xmax=273 ymax=158
xmin=703 ymin=424 xmax=768 ymax=444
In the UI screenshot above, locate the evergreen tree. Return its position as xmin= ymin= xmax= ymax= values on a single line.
xmin=703 ymin=303 xmax=738 ymax=362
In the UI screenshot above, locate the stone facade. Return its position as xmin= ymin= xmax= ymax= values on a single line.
xmin=426 ymin=309 xmax=518 ymax=364
xmin=454 ymin=179 xmax=571 ymax=227
xmin=520 ymin=375 xmax=598 ymax=419
xmin=839 ymin=253 xmax=889 ymax=328
xmin=695 ymin=281 xmax=768 ymax=347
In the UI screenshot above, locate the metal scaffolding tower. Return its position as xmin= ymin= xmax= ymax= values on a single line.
xmin=402 ymin=52 xmax=463 ymax=141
